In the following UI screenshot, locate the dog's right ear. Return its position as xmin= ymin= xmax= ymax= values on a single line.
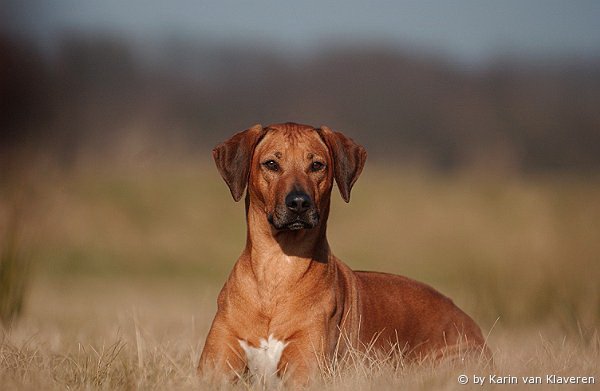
xmin=212 ymin=124 xmax=265 ymax=201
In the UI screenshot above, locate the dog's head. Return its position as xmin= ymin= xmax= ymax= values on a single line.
xmin=212 ymin=123 xmax=366 ymax=231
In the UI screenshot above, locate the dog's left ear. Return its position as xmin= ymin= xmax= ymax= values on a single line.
xmin=317 ymin=126 xmax=367 ymax=202
xmin=212 ymin=124 xmax=266 ymax=201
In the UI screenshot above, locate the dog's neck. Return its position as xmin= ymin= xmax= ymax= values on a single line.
xmin=242 ymin=195 xmax=332 ymax=285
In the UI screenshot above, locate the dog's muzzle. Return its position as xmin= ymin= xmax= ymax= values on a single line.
xmin=268 ymin=190 xmax=320 ymax=230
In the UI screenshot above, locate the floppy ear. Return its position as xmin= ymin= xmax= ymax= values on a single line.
xmin=317 ymin=126 xmax=367 ymax=202
xmin=212 ymin=124 xmax=265 ymax=201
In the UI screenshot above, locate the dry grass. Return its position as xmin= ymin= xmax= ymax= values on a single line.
xmin=1 ymin=160 xmax=600 ymax=389
xmin=1 ymin=279 xmax=598 ymax=390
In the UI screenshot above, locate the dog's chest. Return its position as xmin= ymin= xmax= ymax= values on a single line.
xmin=238 ymin=335 xmax=288 ymax=382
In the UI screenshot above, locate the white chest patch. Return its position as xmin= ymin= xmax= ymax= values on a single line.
xmin=238 ymin=335 xmax=288 ymax=382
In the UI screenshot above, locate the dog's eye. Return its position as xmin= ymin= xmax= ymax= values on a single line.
xmin=263 ymin=160 xmax=279 ymax=171
xmin=311 ymin=161 xmax=325 ymax=172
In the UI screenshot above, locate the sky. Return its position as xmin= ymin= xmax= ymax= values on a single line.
xmin=3 ymin=0 xmax=600 ymax=64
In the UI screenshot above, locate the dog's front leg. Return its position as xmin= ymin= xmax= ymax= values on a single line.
xmin=197 ymin=317 xmax=246 ymax=381
xmin=277 ymin=333 xmax=328 ymax=388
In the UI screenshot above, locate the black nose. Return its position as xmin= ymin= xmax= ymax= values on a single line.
xmin=285 ymin=190 xmax=312 ymax=213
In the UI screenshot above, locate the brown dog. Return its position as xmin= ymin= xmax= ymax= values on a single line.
xmin=198 ymin=123 xmax=487 ymax=385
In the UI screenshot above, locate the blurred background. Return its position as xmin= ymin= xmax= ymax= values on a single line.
xmin=1 ymin=0 xmax=600 ymax=372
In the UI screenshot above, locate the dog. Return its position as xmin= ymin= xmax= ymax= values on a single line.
xmin=198 ymin=122 xmax=488 ymax=386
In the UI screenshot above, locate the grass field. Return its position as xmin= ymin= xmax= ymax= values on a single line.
xmin=1 ymin=160 xmax=599 ymax=389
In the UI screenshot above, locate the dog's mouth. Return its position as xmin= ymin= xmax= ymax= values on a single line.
xmin=286 ymin=220 xmax=312 ymax=231
xmin=268 ymin=210 xmax=319 ymax=231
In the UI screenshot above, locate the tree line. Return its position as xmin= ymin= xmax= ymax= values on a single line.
xmin=2 ymin=34 xmax=599 ymax=172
